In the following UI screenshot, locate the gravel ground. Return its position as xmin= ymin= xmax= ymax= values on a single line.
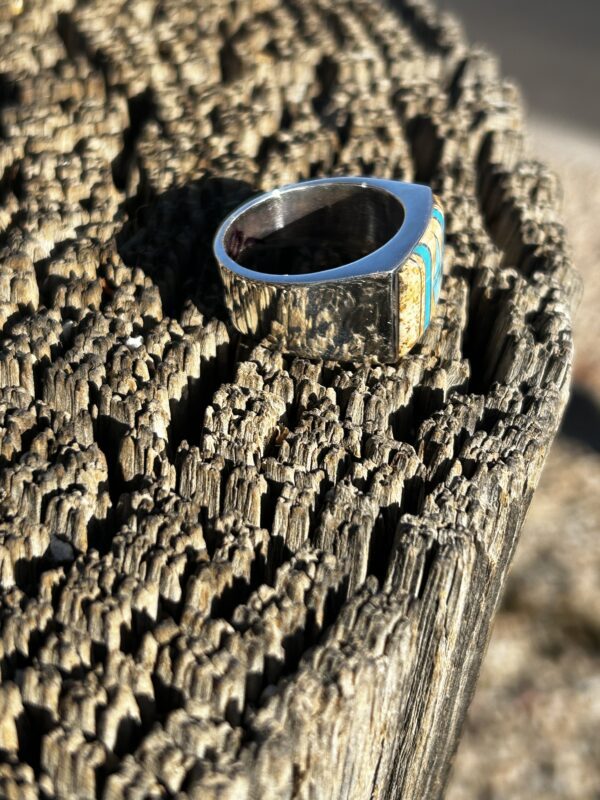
xmin=447 ymin=121 xmax=600 ymax=799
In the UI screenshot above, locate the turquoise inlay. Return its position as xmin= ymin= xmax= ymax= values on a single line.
xmin=434 ymin=242 xmax=443 ymax=301
xmin=415 ymin=243 xmax=432 ymax=327
xmin=433 ymin=208 xmax=444 ymax=227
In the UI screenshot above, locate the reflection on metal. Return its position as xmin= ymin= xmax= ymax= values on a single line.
xmin=213 ymin=176 xmax=444 ymax=363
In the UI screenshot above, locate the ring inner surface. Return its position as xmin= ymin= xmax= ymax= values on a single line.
xmin=224 ymin=184 xmax=405 ymax=275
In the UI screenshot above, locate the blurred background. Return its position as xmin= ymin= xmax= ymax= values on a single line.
xmin=440 ymin=0 xmax=600 ymax=132
xmin=438 ymin=1 xmax=600 ymax=797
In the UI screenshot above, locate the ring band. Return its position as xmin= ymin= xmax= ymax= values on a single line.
xmin=213 ymin=177 xmax=444 ymax=363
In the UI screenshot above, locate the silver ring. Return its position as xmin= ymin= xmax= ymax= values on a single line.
xmin=213 ymin=176 xmax=444 ymax=363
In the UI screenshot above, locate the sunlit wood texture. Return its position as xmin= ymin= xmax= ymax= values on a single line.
xmin=0 ymin=0 xmax=580 ymax=798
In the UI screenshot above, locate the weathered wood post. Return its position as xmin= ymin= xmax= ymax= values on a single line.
xmin=0 ymin=0 xmax=580 ymax=797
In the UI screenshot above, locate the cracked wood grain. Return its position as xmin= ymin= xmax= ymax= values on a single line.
xmin=0 ymin=0 xmax=580 ymax=798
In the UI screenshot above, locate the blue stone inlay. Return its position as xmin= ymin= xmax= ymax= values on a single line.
xmin=415 ymin=243 xmax=432 ymax=327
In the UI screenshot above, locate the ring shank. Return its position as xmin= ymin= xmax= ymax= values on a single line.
xmin=219 ymin=266 xmax=397 ymax=362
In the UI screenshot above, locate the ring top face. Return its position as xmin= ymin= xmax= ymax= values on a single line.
xmin=213 ymin=176 xmax=444 ymax=363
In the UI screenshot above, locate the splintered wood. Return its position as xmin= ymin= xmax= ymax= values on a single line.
xmin=0 ymin=0 xmax=579 ymax=798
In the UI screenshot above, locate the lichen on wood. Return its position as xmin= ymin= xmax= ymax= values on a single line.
xmin=0 ymin=0 xmax=580 ymax=798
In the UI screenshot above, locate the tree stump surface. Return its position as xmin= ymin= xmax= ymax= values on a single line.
xmin=0 ymin=0 xmax=580 ymax=798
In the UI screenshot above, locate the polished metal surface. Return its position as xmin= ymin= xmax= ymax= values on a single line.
xmin=213 ymin=176 xmax=444 ymax=362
